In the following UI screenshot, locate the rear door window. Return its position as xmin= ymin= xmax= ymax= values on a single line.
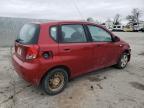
xmin=60 ymin=24 xmax=87 ymax=43
xmin=17 ymin=24 xmax=40 ymax=44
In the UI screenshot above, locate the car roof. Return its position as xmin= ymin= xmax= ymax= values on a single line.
xmin=33 ymin=20 xmax=98 ymax=25
xmin=32 ymin=20 xmax=114 ymax=36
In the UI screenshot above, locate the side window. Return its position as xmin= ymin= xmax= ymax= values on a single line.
xmin=87 ymin=25 xmax=112 ymax=42
xmin=50 ymin=26 xmax=57 ymax=41
xmin=61 ymin=24 xmax=87 ymax=43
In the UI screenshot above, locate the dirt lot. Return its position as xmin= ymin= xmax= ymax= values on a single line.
xmin=0 ymin=32 xmax=144 ymax=108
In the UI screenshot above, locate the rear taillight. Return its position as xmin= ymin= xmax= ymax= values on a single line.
xmin=26 ymin=45 xmax=39 ymax=60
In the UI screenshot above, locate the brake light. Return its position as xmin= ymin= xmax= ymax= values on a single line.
xmin=26 ymin=45 xmax=39 ymax=60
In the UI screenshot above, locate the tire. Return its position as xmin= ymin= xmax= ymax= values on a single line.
xmin=42 ymin=68 xmax=68 ymax=95
xmin=115 ymin=53 xmax=129 ymax=69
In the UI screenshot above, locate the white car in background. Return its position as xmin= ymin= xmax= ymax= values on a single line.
xmin=112 ymin=25 xmax=124 ymax=31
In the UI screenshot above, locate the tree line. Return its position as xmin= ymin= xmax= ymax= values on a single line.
xmin=87 ymin=8 xmax=143 ymax=26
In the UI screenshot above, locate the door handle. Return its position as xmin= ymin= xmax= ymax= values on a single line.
xmin=63 ymin=48 xmax=71 ymax=52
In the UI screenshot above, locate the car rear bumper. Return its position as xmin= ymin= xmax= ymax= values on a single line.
xmin=12 ymin=54 xmax=41 ymax=85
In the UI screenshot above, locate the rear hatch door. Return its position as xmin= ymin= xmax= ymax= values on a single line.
xmin=15 ymin=23 xmax=40 ymax=61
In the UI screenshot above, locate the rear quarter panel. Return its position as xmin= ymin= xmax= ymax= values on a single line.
xmin=36 ymin=23 xmax=74 ymax=83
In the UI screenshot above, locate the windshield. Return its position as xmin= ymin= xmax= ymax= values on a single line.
xmin=17 ymin=23 xmax=40 ymax=44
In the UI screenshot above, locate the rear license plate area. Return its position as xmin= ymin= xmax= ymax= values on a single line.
xmin=17 ymin=47 xmax=22 ymax=56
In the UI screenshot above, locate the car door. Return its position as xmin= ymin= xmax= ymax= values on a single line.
xmin=58 ymin=24 xmax=93 ymax=77
xmin=87 ymin=25 xmax=121 ymax=69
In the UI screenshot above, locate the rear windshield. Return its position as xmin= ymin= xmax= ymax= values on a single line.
xmin=17 ymin=24 xmax=40 ymax=44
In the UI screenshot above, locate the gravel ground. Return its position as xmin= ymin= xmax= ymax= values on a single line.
xmin=0 ymin=32 xmax=144 ymax=108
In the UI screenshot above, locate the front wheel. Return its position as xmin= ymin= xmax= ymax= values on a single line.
xmin=42 ymin=68 xmax=68 ymax=95
xmin=115 ymin=53 xmax=129 ymax=69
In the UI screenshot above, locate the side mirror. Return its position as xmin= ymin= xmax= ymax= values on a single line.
xmin=113 ymin=36 xmax=120 ymax=42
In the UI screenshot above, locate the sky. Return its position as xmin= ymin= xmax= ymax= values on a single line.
xmin=0 ymin=0 xmax=144 ymax=22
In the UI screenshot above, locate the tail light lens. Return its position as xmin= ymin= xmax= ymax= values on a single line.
xmin=26 ymin=45 xmax=39 ymax=60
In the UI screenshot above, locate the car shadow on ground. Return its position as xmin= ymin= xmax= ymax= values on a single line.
xmin=13 ymin=66 xmax=117 ymax=96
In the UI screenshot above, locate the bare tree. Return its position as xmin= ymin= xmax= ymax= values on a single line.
xmin=113 ymin=14 xmax=121 ymax=25
xmin=126 ymin=8 xmax=142 ymax=28
xmin=126 ymin=15 xmax=135 ymax=22
xmin=132 ymin=8 xmax=142 ymax=24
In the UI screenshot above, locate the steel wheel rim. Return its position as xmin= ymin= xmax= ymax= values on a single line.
xmin=121 ymin=54 xmax=128 ymax=67
xmin=48 ymin=72 xmax=64 ymax=92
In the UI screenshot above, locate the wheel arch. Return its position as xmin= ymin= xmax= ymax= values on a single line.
xmin=39 ymin=65 xmax=71 ymax=86
xmin=122 ymin=49 xmax=131 ymax=61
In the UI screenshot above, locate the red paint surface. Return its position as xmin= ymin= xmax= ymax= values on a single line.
xmin=12 ymin=21 xmax=131 ymax=86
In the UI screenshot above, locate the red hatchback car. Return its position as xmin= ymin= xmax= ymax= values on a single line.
xmin=12 ymin=21 xmax=131 ymax=95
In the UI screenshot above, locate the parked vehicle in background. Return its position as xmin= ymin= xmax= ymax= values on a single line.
xmin=133 ymin=24 xmax=140 ymax=32
xmin=112 ymin=25 xmax=124 ymax=31
xmin=138 ymin=22 xmax=144 ymax=32
xmin=126 ymin=22 xmax=144 ymax=32
xmin=12 ymin=21 xmax=131 ymax=95
xmin=123 ymin=25 xmax=133 ymax=32
xmin=101 ymin=23 xmax=113 ymax=31
xmin=139 ymin=28 xmax=144 ymax=32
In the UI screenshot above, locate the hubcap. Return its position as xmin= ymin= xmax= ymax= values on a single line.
xmin=121 ymin=54 xmax=128 ymax=67
xmin=48 ymin=72 xmax=64 ymax=92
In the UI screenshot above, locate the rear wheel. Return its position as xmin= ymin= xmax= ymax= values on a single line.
xmin=42 ymin=68 xmax=68 ymax=95
xmin=115 ymin=53 xmax=129 ymax=69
